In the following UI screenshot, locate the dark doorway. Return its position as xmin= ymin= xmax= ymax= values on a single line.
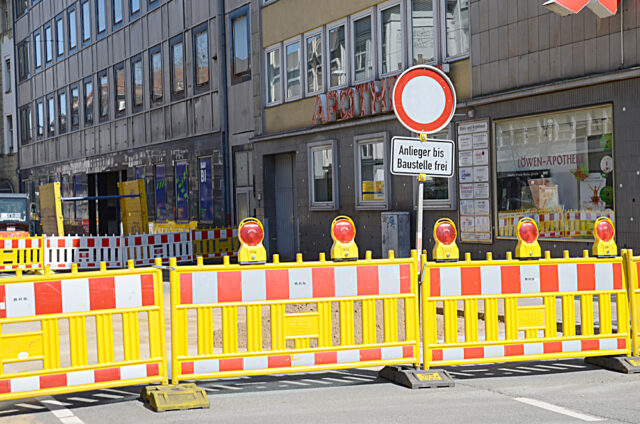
xmin=264 ymin=153 xmax=296 ymax=260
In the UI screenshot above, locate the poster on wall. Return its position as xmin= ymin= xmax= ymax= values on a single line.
xmin=457 ymin=120 xmax=493 ymax=244
xmin=175 ymin=162 xmax=189 ymax=221
xmin=199 ymin=157 xmax=214 ymax=222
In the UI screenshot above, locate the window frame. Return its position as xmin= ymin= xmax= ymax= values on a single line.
xmin=283 ymin=35 xmax=302 ymax=102
xmin=148 ymin=0 xmax=160 ymax=11
xmin=192 ymin=22 xmax=210 ymax=93
xmin=4 ymin=58 xmax=11 ymax=93
xmin=43 ymin=21 xmax=53 ymax=66
xmin=80 ymin=0 xmax=91 ymax=47
xmin=55 ymin=13 xmax=65 ymax=60
xmin=264 ymin=43 xmax=282 ymax=107
xmin=440 ymin=0 xmax=470 ymax=62
xmin=57 ymin=88 xmax=67 ymax=134
xmin=377 ymin=0 xmax=405 ymax=78
xmin=32 ymin=29 xmax=42 ymax=72
xmin=69 ymin=82 xmax=80 ymax=130
xmin=303 ymin=28 xmax=324 ymax=97
xmin=97 ymin=69 xmax=109 ymax=121
xmin=15 ymin=0 xmax=28 ymax=19
xmin=17 ymin=39 xmax=30 ymax=82
xmin=112 ymin=0 xmax=124 ymax=30
xmin=148 ymin=44 xmax=162 ymax=105
xmin=67 ymin=5 xmax=78 ymax=53
xmin=46 ymin=93 xmax=55 ymax=137
xmin=18 ymin=104 xmax=32 ymax=145
xmin=113 ymin=61 xmax=126 ymax=117
xmin=169 ymin=34 xmax=185 ymax=101
xmin=83 ymin=76 xmax=94 ymax=126
xmin=350 ymin=7 xmax=376 ymax=85
xmin=413 ymin=127 xmax=457 ymax=210
xmin=35 ymin=97 xmax=44 ymax=139
xmin=129 ymin=0 xmax=140 ymax=20
xmin=95 ymin=0 xmax=107 ymax=39
xmin=229 ymin=5 xmax=251 ymax=84
xmin=130 ymin=53 xmax=144 ymax=112
xmin=307 ymin=139 xmax=339 ymax=211
xmin=354 ymin=132 xmax=391 ymax=210
xmin=407 ymin=0 xmax=438 ymax=66
xmin=325 ymin=18 xmax=349 ymax=91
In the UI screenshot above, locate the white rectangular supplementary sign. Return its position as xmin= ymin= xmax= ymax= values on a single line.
xmin=391 ymin=137 xmax=455 ymax=177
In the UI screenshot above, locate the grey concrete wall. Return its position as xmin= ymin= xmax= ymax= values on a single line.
xmin=471 ymin=0 xmax=639 ymax=97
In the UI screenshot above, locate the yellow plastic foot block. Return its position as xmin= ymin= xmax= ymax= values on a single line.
xmin=141 ymin=383 xmax=210 ymax=412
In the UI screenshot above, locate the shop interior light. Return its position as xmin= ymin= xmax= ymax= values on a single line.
xmin=592 ymin=216 xmax=617 ymax=257
xmin=238 ymin=218 xmax=267 ymax=264
xmin=515 ymin=218 xmax=541 ymax=259
xmin=432 ymin=218 xmax=459 ymax=262
xmin=330 ymin=216 xmax=358 ymax=261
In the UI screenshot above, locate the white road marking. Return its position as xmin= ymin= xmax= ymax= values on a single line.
xmin=93 ymin=393 xmax=124 ymax=399
xmin=446 ymin=371 xmax=474 ymax=377
xmin=498 ymin=368 xmax=530 ymax=374
xmin=100 ymin=388 xmax=137 ymax=396
xmin=514 ymin=397 xmax=603 ymax=422
xmin=0 ymin=409 xmax=19 ymax=415
xmin=340 ymin=376 xmax=375 ymax=382
xmin=15 ymin=403 xmax=46 ymax=409
xmin=516 ymin=366 xmax=550 ymax=372
xmin=279 ymin=380 xmax=309 ymax=386
xmin=535 ymin=364 xmax=568 ymax=370
xmin=40 ymin=396 xmax=86 ymax=424
xmin=67 ymin=397 xmax=98 ymax=403
xmin=322 ymin=377 xmax=353 ymax=383
xmin=556 ymin=363 xmax=587 ymax=369
xmin=210 ymin=384 xmax=242 ymax=390
xmin=302 ymin=379 xmax=331 ymax=385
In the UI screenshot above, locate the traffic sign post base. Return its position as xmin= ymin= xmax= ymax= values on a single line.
xmin=379 ymin=366 xmax=455 ymax=389
xmin=584 ymin=356 xmax=640 ymax=374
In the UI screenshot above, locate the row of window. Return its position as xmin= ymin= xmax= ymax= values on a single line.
xmin=16 ymin=0 xmax=155 ymax=27
xmin=308 ymin=132 xmax=453 ymax=211
xmin=17 ymin=0 xmax=161 ymax=82
xmin=265 ymin=0 xmax=469 ymax=105
xmin=18 ymin=24 xmax=210 ymax=144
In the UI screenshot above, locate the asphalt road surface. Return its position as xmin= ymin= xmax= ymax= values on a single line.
xmin=2 ymin=358 xmax=640 ymax=423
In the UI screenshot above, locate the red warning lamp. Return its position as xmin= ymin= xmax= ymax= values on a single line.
xmin=518 ymin=221 xmax=539 ymax=244
xmin=595 ymin=220 xmax=614 ymax=242
xmin=592 ymin=216 xmax=617 ymax=257
xmin=435 ymin=221 xmax=456 ymax=246
xmin=239 ymin=221 xmax=264 ymax=246
xmin=432 ymin=218 xmax=459 ymax=261
xmin=330 ymin=216 xmax=358 ymax=261
xmin=515 ymin=218 xmax=541 ymax=259
xmin=237 ymin=218 xmax=267 ymax=264
xmin=333 ymin=219 xmax=356 ymax=244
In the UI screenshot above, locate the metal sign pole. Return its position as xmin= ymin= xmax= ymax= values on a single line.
xmin=416 ymin=133 xmax=428 ymax=270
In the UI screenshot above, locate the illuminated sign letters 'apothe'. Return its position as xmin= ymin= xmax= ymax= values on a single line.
xmin=544 ymin=0 xmax=621 ymax=18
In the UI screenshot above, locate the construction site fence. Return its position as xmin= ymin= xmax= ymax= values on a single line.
xmin=2 ymin=228 xmax=238 ymax=271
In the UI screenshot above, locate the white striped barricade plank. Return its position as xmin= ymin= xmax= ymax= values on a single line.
xmin=124 ymin=232 xmax=193 ymax=267
xmin=169 ymin=252 xmax=420 ymax=383
xmin=192 ymin=228 xmax=239 ymax=259
xmin=422 ymin=252 xmax=630 ymax=369
xmin=0 ymin=237 xmax=44 ymax=271
xmin=0 ymin=265 xmax=168 ymax=401
xmin=45 ymin=236 xmax=124 ymax=270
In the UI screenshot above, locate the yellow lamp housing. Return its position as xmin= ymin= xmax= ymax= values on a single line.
xmin=592 ymin=216 xmax=617 ymax=257
xmin=330 ymin=216 xmax=359 ymax=261
xmin=237 ymin=218 xmax=267 ymax=265
xmin=432 ymin=218 xmax=459 ymax=262
xmin=515 ymin=217 xmax=541 ymax=259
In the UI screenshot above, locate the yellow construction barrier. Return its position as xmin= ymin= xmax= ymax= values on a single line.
xmin=624 ymin=249 xmax=640 ymax=357
xmin=192 ymin=227 xmax=239 ymax=259
xmin=0 ymin=261 xmax=168 ymax=401
xmin=169 ymin=251 xmax=420 ymax=383
xmin=0 ymin=236 xmax=44 ymax=272
xmin=422 ymin=249 xmax=630 ymax=368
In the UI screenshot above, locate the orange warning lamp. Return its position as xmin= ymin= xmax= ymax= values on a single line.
xmin=330 ymin=216 xmax=358 ymax=261
xmin=592 ymin=216 xmax=617 ymax=257
xmin=432 ymin=218 xmax=459 ymax=261
xmin=515 ymin=218 xmax=541 ymax=259
xmin=238 ymin=218 xmax=267 ymax=264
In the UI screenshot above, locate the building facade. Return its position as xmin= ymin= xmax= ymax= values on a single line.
xmin=0 ymin=0 xmax=17 ymax=193
xmin=252 ymin=0 xmax=638 ymax=260
xmin=15 ymin=0 xmax=230 ymax=234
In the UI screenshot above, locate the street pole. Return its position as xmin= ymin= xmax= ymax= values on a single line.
xmin=416 ymin=133 xmax=427 ymax=270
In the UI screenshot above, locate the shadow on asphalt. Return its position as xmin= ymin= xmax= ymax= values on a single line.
xmin=0 ymin=359 xmax=602 ymax=417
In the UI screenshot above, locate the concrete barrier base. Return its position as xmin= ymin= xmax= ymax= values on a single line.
xmin=584 ymin=356 xmax=640 ymax=373
xmin=379 ymin=366 xmax=455 ymax=389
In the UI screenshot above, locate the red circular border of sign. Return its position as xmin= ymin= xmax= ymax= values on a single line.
xmin=392 ymin=67 xmax=456 ymax=134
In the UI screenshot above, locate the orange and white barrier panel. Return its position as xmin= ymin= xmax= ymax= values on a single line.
xmin=44 ymin=236 xmax=124 ymax=270
xmin=123 ymin=232 xmax=193 ymax=266
xmin=0 ymin=237 xmax=43 ymax=271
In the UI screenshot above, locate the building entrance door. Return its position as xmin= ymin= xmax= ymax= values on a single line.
xmin=273 ymin=153 xmax=296 ymax=260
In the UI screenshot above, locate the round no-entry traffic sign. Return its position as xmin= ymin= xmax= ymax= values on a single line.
xmin=392 ymin=65 xmax=457 ymax=134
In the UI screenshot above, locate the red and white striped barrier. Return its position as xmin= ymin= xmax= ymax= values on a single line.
xmin=0 ymin=237 xmax=43 ymax=271
xmin=124 ymin=232 xmax=193 ymax=266
xmin=44 ymin=236 xmax=124 ymax=270
xmin=192 ymin=228 xmax=239 ymax=259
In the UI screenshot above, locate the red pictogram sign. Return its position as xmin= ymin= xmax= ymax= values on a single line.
xmin=391 ymin=65 xmax=456 ymax=135
xmin=544 ymin=0 xmax=620 ymax=18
